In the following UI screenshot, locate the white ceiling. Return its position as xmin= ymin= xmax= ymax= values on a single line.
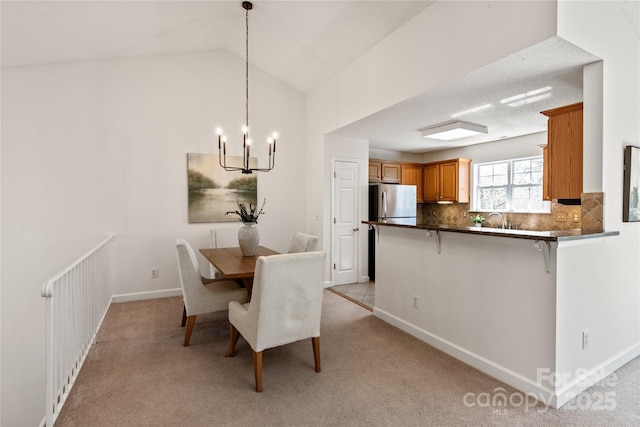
xmin=1 ymin=1 xmax=607 ymax=153
xmin=332 ymin=37 xmax=600 ymax=153
xmin=1 ymin=0 xmax=433 ymax=94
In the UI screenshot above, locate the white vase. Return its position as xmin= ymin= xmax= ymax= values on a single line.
xmin=238 ymin=222 xmax=260 ymax=256
xmin=474 ymin=223 xmax=482 ymax=227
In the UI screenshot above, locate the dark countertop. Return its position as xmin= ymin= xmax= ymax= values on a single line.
xmin=362 ymin=220 xmax=619 ymax=242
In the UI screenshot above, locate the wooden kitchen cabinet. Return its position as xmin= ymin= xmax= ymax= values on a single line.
xmin=369 ymin=160 xmax=382 ymax=181
xmin=540 ymin=102 xmax=583 ymax=200
xmin=423 ymin=163 xmax=439 ymax=202
xmin=400 ymin=163 xmax=424 ymax=203
xmin=423 ymin=159 xmax=470 ymax=203
xmin=369 ymin=159 xmax=400 ymax=183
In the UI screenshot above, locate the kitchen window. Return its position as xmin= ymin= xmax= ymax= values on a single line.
xmin=473 ymin=156 xmax=550 ymax=213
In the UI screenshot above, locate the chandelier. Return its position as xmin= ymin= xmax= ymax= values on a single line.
xmin=217 ymin=1 xmax=277 ymax=174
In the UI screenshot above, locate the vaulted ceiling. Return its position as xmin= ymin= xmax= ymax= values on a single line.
xmin=1 ymin=1 xmax=433 ymax=94
xmin=2 ymin=1 xmax=613 ymax=152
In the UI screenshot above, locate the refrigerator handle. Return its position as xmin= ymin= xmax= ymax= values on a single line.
xmin=381 ymin=191 xmax=387 ymax=219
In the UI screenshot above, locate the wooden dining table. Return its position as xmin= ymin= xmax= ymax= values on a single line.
xmin=199 ymin=246 xmax=279 ymax=296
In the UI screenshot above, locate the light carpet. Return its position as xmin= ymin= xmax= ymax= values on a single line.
xmin=56 ymin=290 xmax=640 ymax=426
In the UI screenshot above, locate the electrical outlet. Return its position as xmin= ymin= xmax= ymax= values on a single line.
xmin=582 ymin=330 xmax=589 ymax=349
xmin=412 ymin=295 xmax=419 ymax=309
xmin=151 ymin=268 xmax=159 ymax=279
xmin=431 ymin=210 xmax=436 ymax=217
xmin=555 ymin=212 xmax=567 ymax=222
xmin=463 ymin=211 xmax=468 ymax=217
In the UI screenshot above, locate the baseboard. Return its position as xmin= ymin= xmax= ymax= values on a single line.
xmin=111 ymin=288 xmax=182 ymax=303
xmin=374 ymin=307 xmax=640 ymax=410
xmin=324 ymin=277 xmax=371 ymax=289
xmin=374 ymin=307 xmax=555 ymax=403
xmin=555 ymin=343 xmax=640 ymax=407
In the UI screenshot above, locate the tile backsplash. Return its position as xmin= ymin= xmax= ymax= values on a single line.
xmin=581 ymin=192 xmax=604 ymax=233
xmin=418 ymin=193 xmax=605 ymax=231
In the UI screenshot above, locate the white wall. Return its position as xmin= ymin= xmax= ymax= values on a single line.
xmin=555 ymin=238 xmax=638 ymax=406
xmin=368 ymin=148 xmax=424 ymax=164
xmin=306 ymin=75 xmax=338 ymax=250
xmin=421 ymin=132 xmax=547 ymax=164
xmin=554 ymin=0 xmax=640 ymax=404
xmin=94 ymin=52 xmax=307 ymax=298
xmin=582 ymin=61 xmax=604 ymax=193
xmin=1 ymin=50 xmax=306 ymax=426
xmin=2 ymin=61 xmax=120 ymax=427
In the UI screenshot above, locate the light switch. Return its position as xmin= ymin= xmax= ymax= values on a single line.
xmin=571 ymin=211 xmax=581 ymax=222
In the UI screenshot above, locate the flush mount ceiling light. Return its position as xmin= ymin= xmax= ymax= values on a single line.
xmin=217 ymin=1 xmax=277 ymax=174
xmin=420 ymin=121 xmax=488 ymax=141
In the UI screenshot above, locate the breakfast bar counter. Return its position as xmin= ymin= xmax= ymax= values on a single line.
xmin=362 ymin=220 xmax=619 ymax=241
xmin=364 ymin=220 xmax=628 ymax=409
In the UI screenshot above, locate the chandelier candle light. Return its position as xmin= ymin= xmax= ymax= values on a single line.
xmin=217 ymin=1 xmax=277 ymax=174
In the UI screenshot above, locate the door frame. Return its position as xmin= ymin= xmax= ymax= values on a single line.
xmin=330 ymin=156 xmax=363 ymax=286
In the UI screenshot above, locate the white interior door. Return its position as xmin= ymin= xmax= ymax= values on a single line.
xmin=332 ymin=160 xmax=359 ymax=285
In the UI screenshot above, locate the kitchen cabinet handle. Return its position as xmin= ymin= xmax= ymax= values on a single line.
xmin=353 ymin=227 xmax=360 ymax=232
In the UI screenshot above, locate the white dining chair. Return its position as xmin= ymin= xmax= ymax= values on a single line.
xmin=176 ymin=238 xmax=248 ymax=346
xmin=209 ymin=227 xmax=240 ymax=277
xmin=288 ymin=232 xmax=319 ymax=253
xmin=225 ymin=251 xmax=326 ymax=392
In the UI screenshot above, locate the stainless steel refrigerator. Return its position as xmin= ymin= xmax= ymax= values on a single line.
xmin=368 ymin=184 xmax=417 ymax=279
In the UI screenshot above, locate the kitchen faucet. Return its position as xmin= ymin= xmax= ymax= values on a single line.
xmin=489 ymin=212 xmax=506 ymax=229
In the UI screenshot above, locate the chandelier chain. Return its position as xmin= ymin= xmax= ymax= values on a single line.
xmin=245 ymin=6 xmax=249 ymax=131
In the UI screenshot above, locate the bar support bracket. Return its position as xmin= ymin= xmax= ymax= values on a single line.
xmin=368 ymin=224 xmax=380 ymax=242
xmin=534 ymin=240 xmax=551 ymax=274
xmin=427 ymin=230 xmax=441 ymax=254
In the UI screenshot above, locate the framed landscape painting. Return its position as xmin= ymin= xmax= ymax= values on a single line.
xmin=187 ymin=153 xmax=257 ymax=223
xmin=623 ymin=145 xmax=640 ymax=222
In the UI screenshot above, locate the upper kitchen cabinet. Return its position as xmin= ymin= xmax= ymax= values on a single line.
xmin=400 ymin=163 xmax=424 ymax=203
xmin=423 ymin=159 xmax=471 ymax=203
xmin=369 ymin=159 xmax=400 ymax=183
xmin=540 ymin=102 xmax=583 ymax=200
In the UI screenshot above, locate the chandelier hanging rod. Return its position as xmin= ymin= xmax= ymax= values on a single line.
xmin=217 ymin=1 xmax=277 ymax=175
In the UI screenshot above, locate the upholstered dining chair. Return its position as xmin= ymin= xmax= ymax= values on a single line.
xmin=175 ymin=238 xmax=248 ymax=346
xmin=225 ymin=251 xmax=326 ymax=392
xmin=209 ymin=227 xmax=239 ymax=277
xmin=288 ymin=232 xmax=319 ymax=253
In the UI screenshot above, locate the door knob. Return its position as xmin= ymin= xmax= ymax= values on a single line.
xmin=353 ymin=227 xmax=359 ymax=232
